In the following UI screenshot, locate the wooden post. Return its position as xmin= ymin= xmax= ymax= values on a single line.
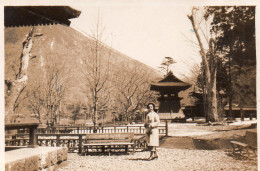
xmin=240 ymin=107 xmax=244 ymax=121
xmin=250 ymin=113 xmax=253 ymax=120
xmin=79 ymin=135 xmax=82 ymax=155
xmin=12 ymin=135 xmax=16 ymax=143
xmin=28 ymin=125 xmax=38 ymax=148
xmin=139 ymin=126 xmax=142 ymax=133
xmin=165 ymin=120 xmax=169 ymax=137
xmin=127 ymin=126 xmax=129 ymax=132
xmin=125 ymin=145 xmax=128 ymax=154
xmin=57 ymin=135 xmax=60 ymax=147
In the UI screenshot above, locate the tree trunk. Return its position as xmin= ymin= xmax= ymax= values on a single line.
xmin=5 ymin=27 xmax=35 ymax=123
xmin=228 ymin=55 xmax=233 ymax=120
xmin=188 ymin=9 xmax=219 ymax=122
xmin=208 ymin=68 xmax=218 ymax=121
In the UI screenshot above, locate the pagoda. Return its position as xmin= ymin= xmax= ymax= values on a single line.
xmin=150 ymin=71 xmax=191 ymax=121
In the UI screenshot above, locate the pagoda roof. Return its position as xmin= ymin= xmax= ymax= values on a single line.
xmin=158 ymin=71 xmax=187 ymax=83
xmin=4 ymin=6 xmax=81 ymax=27
xmin=150 ymin=71 xmax=191 ymax=93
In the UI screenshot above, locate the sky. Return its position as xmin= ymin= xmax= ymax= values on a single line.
xmin=69 ymin=5 xmax=202 ymax=79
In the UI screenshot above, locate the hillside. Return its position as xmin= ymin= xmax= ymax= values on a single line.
xmin=5 ymin=24 xmax=163 ymax=116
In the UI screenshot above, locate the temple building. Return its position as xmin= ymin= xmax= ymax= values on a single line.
xmin=150 ymin=71 xmax=191 ymax=121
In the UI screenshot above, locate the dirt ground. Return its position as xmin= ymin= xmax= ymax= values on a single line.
xmin=57 ymin=148 xmax=257 ymax=171
xmin=57 ymin=124 xmax=258 ymax=171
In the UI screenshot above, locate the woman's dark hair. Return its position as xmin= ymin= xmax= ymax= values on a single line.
xmin=147 ymin=103 xmax=155 ymax=109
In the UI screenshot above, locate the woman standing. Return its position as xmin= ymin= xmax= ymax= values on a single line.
xmin=144 ymin=103 xmax=160 ymax=160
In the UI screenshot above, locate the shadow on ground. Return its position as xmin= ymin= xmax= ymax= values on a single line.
xmin=160 ymin=128 xmax=256 ymax=150
xmin=127 ymin=158 xmax=150 ymax=161
xmin=81 ymin=151 xmax=134 ymax=156
xmin=159 ymin=128 xmax=257 ymax=163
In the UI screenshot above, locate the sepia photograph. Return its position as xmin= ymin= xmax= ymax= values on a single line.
xmin=2 ymin=1 xmax=258 ymax=170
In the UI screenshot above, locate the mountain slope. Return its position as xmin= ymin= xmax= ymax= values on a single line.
xmin=5 ymin=24 xmax=163 ymax=115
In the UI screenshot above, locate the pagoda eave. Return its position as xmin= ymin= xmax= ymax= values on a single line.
xmin=150 ymin=84 xmax=191 ymax=93
xmin=5 ymin=6 xmax=81 ymax=27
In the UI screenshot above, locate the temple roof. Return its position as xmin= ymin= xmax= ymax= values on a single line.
xmin=4 ymin=6 xmax=81 ymax=27
xmin=150 ymin=71 xmax=191 ymax=93
xmin=158 ymin=71 xmax=187 ymax=83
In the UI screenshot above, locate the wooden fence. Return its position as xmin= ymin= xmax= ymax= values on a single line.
xmin=35 ymin=125 xmax=167 ymax=135
xmin=5 ymin=123 xmax=168 ymax=153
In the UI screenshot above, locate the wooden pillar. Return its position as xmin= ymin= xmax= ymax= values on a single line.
xmin=57 ymin=135 xmax=60 ymax=147
xmin=28 ymin=125 xmax=38 ymax=148
xmin=165 ymin=120 xmax=169 ymax=137
xmin=240 ymin=107 xmax=244 ymax=121
xmin=79 ymin=135 xmax=82 ymax=155
xmin=250 ymin=113 xmax=253 ymax=120
xmin=125 ymin=145 xmax=128 ymax=154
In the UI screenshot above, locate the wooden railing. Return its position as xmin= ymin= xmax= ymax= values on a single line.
xmin=5 ymin=133 xmax=149 ymax=154
xmin=17 ymin=124 xmax=167 ymax=135
xmin=40 ymin=125 xmax=166 ymax=134
xmin=5 ymin=123 xmax=39 ymax=148
xmin=6 ymin=122 xmax=168 ymax=153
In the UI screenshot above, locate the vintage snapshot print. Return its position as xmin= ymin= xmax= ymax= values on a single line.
xmin=2 ymin=1 xmax=258 ymax=170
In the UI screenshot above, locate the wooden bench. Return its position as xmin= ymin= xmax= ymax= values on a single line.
xmin=230 ymin=130 xmax=257 ymax=157
xmin=83 ymin=132 xmax=135 ymax=155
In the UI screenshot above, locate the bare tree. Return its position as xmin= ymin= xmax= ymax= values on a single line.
xmin=70 ymin=102 xmax=85 ymax=124
xmin=43 ymin=67 xmax=67 ymax=125
xmin=5 ymin=27 xmax=36 ymax=122
xmin=27 ymin=85 xmax=45 ymax=123
xmin=114 ymin=63 xmax=156 ymax=122
xmin=187 ymin=7 xmax=219 ymax=122
xmin=181 ymin=63 xmax=201 ymax=85
xmin=81 ymin=15 xmax=111 ymax=128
